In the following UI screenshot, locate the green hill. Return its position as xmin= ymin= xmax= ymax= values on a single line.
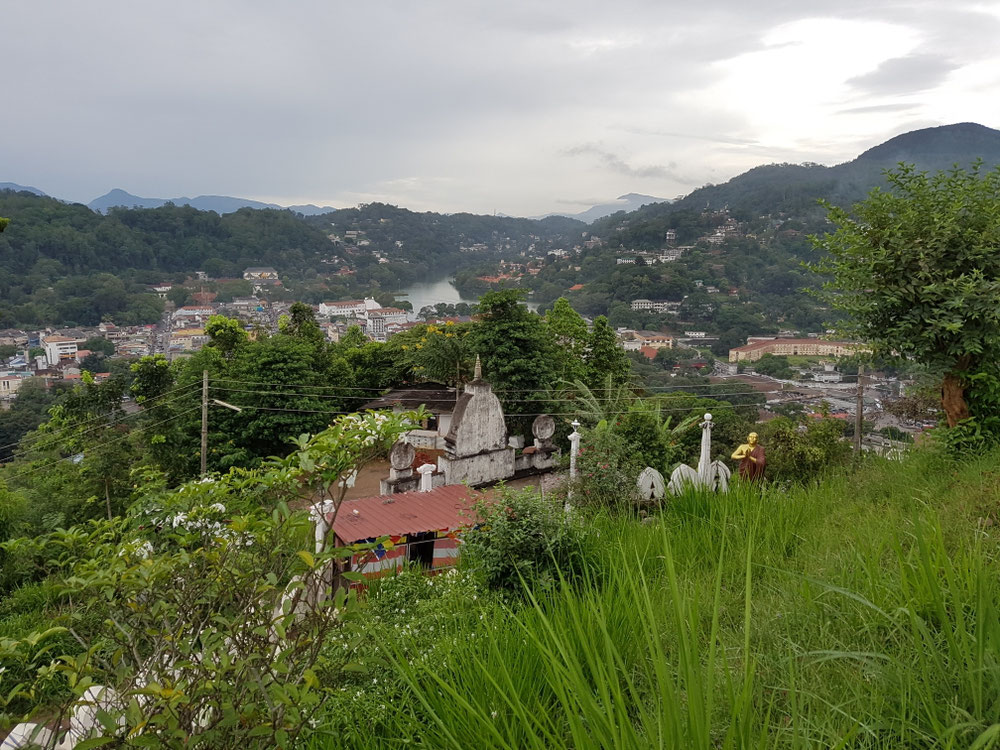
xmin=591 ymin=122 xmax=1000 ymax=238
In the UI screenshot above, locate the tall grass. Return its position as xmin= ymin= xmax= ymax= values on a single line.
xmin=315 ymin=449 xmax=1000 ymax=748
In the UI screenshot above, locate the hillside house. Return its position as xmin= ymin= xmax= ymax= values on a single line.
xmin=0 ymin=373 xmax=26 ymax=399
xmin=43 ymin=335 xmax=78 ymax=367
xmin=242 ymin=267 xmax=278 ymax=280
xmin=318 ymin=300 xmax=367 ymax=318
xmin=361 ymin=383 xmax=458 ymax=449
xmin=326 ymin=485 xmax=481 ymax=581
xmin=172 ymin=306 xmax=216 ymax=329
xmin=633 ymin=331 xmax=674 ymax=349
xmin=729 ymin=338 xmax=868 ymax=363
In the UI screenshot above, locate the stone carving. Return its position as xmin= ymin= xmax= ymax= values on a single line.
xmin=437 ymin=358 xmax=515 ymax=486
xmin=381 ymin=440 xmax=419 ymax=494
xmin=389 ymin=440 xmax=416 ymax=471
xmin=668 ymin=413 xmax=731 ymax=494
xmin=532 ymin=414 xmax=556 ymax=443
xmin=636 ymin=467 xmax=666 ymax=501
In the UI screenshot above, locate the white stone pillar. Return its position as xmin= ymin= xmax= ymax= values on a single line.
xmin=568 ymin=420 xmax=581 ymax=480
xmin=697 ymin=413 xmax=713 ymax=485
xmin=417 ymin=463 xmax=436 ymax=492
xmin=309 ymin=500 xmax=335 ymax=555
xmin=566 ymin=420 xmax=581 ymax=513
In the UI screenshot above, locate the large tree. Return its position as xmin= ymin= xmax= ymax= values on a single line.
xmin=545 ymin=297 xmax=588 ymax=382
xmin=469 ymin=290 xmax=557 ymax=422
xmin=812 ymin=163 xmax=1000 ymax=428
xmin=584 ymin=315 xmax=631 ymax=391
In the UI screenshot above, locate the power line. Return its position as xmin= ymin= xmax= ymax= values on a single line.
xmin=207 ymin=385 xmax=790 ymax=404
xmin=2 ymin=389 xmax=201 ymax=465
xmin=0 ymin=384 xmax=202 ymax=459
xmin=1 ymin=406 xmax=202 ymax=484
xmin=193 ymin=394 xmax=831 ymax=420
xmin=205 ymin=376 xmax=789 ymax=394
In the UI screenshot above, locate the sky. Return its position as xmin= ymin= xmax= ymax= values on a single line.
xmin=4 ymin=1 xmax=1000 ymax=216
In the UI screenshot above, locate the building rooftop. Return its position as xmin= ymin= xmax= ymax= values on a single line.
xmin=730 ymin=338 xmax=858 ymax=352
xmin=330 ymin=484 xmax=481 ymax=543
xmin=361 ymin=383 xmax=459 ymax=414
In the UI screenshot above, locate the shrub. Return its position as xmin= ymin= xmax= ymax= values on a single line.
xmin=461 ymin=486 xmax=594 ymax=594
xmin=574 ymin=427 xmax=644 ymax=512
xmin=758 ymin=416 xmax=852 ymax=483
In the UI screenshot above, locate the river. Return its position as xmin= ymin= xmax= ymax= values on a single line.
xmin=396 ymin=275 xmax=538 ymax=318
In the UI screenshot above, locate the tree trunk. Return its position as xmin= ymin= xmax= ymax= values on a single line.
xmin=941 ymin=372 xmax=970 ymax=428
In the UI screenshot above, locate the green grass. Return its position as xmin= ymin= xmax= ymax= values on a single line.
xmin=308 ymin=449 xmax=1000 ymax=748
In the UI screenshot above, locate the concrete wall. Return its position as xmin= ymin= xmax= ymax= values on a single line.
xmin=439 ymin=448 xmax=515 ymax=487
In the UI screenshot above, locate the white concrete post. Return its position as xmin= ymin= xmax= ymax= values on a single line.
xmin=568 ymin=420 xmax=581 ymax=480
xmin=566 ymin=420 xmax=581 ymax=513
xmin=697 ymin=413 xmax=713 ymax=485
xmin=417 ymin=463 xmax=436 ymax=492
xmin=309 ymin=500 xmax=335 ymax=555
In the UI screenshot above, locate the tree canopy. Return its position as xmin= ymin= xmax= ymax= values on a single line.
xmin=812 ymin=162 xmax=1000 ymax=432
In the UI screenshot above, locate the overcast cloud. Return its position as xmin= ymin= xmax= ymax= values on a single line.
xmin=3 ymin=0 xmax=999 ymax=215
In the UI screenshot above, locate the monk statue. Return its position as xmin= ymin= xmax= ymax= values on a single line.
xmin=731 ymin=432 xmax=766 ymax=481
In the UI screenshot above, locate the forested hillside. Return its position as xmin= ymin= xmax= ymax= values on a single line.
xmin=588 ymin=122 xmax=1000 ymax=242
xmin=4 ymin=122 xmax=999 ymax=331
xmin=0 ymin=191 xmax=583 ymax=327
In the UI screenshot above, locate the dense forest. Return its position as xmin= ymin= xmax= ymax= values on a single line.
xmin=0 ymin=191 xmax=582 ymax=327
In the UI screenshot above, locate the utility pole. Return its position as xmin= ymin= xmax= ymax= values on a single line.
xmin=200 ymin=370 xmax=209 ymax=475
xmin=854 ymin=365 xmax=864 ymax=454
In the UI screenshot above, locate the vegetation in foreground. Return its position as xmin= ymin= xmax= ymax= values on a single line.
xmin=5 ymin=444 xmax=1000 ymax=748
xmin=303 ymin=448 xmax=1000 ymax=749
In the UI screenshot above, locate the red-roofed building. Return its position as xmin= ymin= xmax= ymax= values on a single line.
xmin=728 ymin=338 xmax=868 ymax=363
xmin=569 ymin=283 xmax=585 ymax=291
xmin=327 ymin=485 xmax=483 ymax=578
xmin=639 ymin=346 xmax=659 ymax=360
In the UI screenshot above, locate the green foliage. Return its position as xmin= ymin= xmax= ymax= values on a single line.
xmin=0 ymin=378 xmax=70 ymax=461
xmin=0 ymin=410 xmax=420 ymax=743
xmin=812 ymin=162 xmax=1000 ymax=434
xmin=585 ymin=315 xmax=631 ymax=390
xmin=461 ymin=486 xmax=593 ymax=594
xmin=470 ymin=290 xmax=557 ymax=422
xmin=751 ymin=353 xmax=795 ymax=379
xmin=574 ymin=425 xmax=645 ymax=512
xmin=337 ymin=324 xmax=366 ymax=350
xmin=81 ymin=337 xmax=115 ymax=357
xmin=366 ymin=450 xmax=1000 ymax=748
xmin=545 ymin=297 xmax=588 ymax=382
xmin=403 ymin=321 xmax=474 ymax=388
xmin=758 ymin=415 xmax=852 ymax=482
xmin=204 ymin=314 xmax=248 ymax=355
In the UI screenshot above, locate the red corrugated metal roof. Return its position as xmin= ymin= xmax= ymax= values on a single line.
xmin=330 ymin=485 xmax=482 ymax=543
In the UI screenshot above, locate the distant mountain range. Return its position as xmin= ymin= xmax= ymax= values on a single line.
xmin=540 ymin=192 xmax=671 ymax=223
xmin=0 ymin=182 xmax=47 ymax=197
xmin=4 ymin=122 xmax=999 ymax=224
xmin=85 ymin=189 xmax=338 ymax=216
xmin=0 ymin=182 xmax=666 ymax=223
xmin=0 ymin=183 xmax=337 ymax=215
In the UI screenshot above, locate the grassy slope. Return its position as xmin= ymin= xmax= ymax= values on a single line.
xmin=319 ymin=450 xmax=1000 ymax=749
